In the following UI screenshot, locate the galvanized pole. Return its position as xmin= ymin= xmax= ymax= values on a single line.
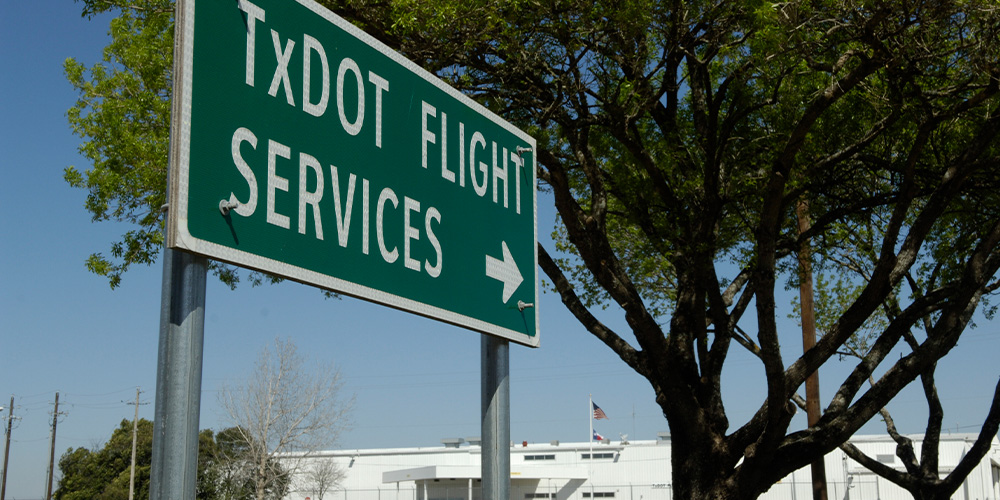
xmin=481 ymin=335 xmax=510 ymax=500
xmin=149 ymin=0 xmax=207 ymax=493
xmin=149 ymin=247 xmax=207 ymax=500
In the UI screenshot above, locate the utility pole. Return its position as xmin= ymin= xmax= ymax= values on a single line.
xmin=45 ymin=392 xmax=64 ymax=500
xmin=1 ymin=396 xmax=13 ymax=500
xmin=796 ymin=200 xmax=828 ymax=500
xmin=126 ymin=387 xmax=148 ymax=500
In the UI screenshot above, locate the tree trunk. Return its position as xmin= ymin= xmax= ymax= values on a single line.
xmin=670 ymin=435 xmax=740 ymax=500
xmin=906 ymin=484 xmax=966 ymax=500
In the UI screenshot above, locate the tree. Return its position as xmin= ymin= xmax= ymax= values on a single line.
xmin=56 ymin=419 xmax=245 ymax=500
xmin=299 ymin=458 xmax=345 ymax=500
xmin=64 ymin=0 xmax=173 ymax=289
xmin=318 ymin=0 xmax=1000 ymax=498
xmin=792 ymin=216 xmax=1000 ymax=500
xmin=198 ymin=427 xmax=292 ymax=500
xmin=217 ymin=338 xmax=352 ymax=500
xmin=838 ymin=378 xmax=1000 ymax=500
xmin=55 ymin=418 xmax=153 ymax=500
xmin=197 ymin=429 xmax=223 ymax=500
xmin=66 ymin=1 xmax=1000 ymax=499
xmin=64 ymin=0 xmax=278 ymax=289
xmin=52 ymin=418 xmax=299 ymax=500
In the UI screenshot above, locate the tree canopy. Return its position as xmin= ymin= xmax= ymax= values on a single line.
xmin=66 ymin=0 xmax=1000 ymax=499
xmin=65 ymin=0 xmax=173 ymax=289
xmin=55 ymin=418 xmax=153 ymax=500
xmin=322 ymin=0 xmax=1000 ymax=497
xmin=65 ymin=0 xmax=274 ymax=288
xmin=55 ymin=420 xmax=292 ymax=500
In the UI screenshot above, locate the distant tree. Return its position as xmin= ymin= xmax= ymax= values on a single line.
xmin=218 ymin=338 xmax=352 ymax=500
xmin=209 ymin=427 xmax=255 ymax=500
xmin=55 ymin=418 xmax=153 ymax=500
xmin=197 ymin=427 xmax=291 ymax=500
xmin=299 ymin=458 xmax=345 ymax=500
xmin=55 ymin=447 xmax=104 ymax=500
xmin=56 ymin=419 xmax=245 ymax=500
xmin=197 ymin=429 xmax=222 ymax=500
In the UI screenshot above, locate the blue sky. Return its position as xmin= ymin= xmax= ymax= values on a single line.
xmin=2 ymin=2 xmax=999 ymax=500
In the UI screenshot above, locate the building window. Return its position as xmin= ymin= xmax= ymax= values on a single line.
xmin=582 ymin=492 xmax=615 ymax=498
xmin=581 ymin=452 xmax=615 ymax=460
xmin=525 ymin=494 xmax=552 ymax=499
xmin=525 ymin=454 xmax=556 ymax=461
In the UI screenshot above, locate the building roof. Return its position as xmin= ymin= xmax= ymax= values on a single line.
xmin=382 ymin=464 xmax=589 ymax=483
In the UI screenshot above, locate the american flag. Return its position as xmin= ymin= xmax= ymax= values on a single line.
xmin=592 ymin=402 xmax=608 ymax=420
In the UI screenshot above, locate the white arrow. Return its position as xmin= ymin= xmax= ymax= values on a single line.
xmin=485 ymin=241 xmax=523 ymax=304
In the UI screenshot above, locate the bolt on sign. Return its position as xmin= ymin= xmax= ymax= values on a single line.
xmin=167 ymin=0 xmax=539 ymax=346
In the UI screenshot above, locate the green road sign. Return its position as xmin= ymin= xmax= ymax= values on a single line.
xmin=167 ymin=0 xmax=539 ymax=346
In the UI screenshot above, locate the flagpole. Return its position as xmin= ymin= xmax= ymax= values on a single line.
xmin=589 ymin=394 xmax=594 ymax=498
xmin=589 ymin=394 xmax=593 ymax=450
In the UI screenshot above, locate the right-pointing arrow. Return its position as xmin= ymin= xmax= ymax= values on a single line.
xmin=485 ymin=241 xmax=523 ymax=304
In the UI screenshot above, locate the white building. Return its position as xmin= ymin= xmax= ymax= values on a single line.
xmin=286 ymin=434 xmax=1000 ymax=500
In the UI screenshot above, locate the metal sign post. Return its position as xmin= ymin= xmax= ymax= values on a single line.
xmin=482 ymin=335 xmax=510 ymax=500
xmin=149 ymin=0 xmax=208 ymax=494
xmin=148 ymin=248 xmax=207 ymax=499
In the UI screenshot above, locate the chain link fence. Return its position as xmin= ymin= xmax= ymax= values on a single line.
xmin=299 ymin=477 xmax=948 ymax=500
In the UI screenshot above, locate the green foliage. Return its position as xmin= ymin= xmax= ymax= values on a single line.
xmin=789 ymin=271 xmax=891 ymax=357
xmin=66 ymin=0 xmax=292 ymax=290
xmin=65 ymin=0 xmax=173 ymax=289
xmin=201 ymin=427 xmax=290 ymax=500
xmin=211 ymin=427 xmax=257 ymax=500
xmin=197 ymin=429 xmax=222 ymax=500
xmin=54 ymin=420 xmax=288 ymax=500
xmin=54 ymin=418 xmax=154 ymax=500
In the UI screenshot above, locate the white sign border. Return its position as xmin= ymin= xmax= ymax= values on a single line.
xmin=167 ymin=0 xmax=540 ymax=347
